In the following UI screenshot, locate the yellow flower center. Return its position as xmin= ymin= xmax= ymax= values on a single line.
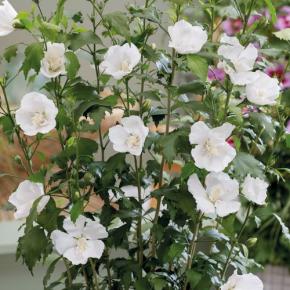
xmin=76 ymin=237 xmax=88 ymax=254
xmin=127 ymin=134 xmax=141 ymax=149
xmin=120 ymin=60 xmax=130 ymax=72
xmin=209 ymin=185 xmax=222 ymax=203
xmin=31 ymin=111 xmax=48 ymax=127
xmin=204 ymin=139 xmax=218 ymax=155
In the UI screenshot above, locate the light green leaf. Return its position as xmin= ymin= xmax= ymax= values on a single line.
xmin=104 ymin=11 xmax=131 ymax=39
xmin=187 ymin=54 xmax=208 ymax=81
xmin=273 ymin=214 xmax=290 ymax=247
xmin=273 ymin=28 xmax=290 ymax=41
xmin=21 ymin=43 xmax=44 ymax=78
xmin=264 ymin=0 xmax=277 ymax=24
xmin=65 ymin=51 xmax=80 ymax=79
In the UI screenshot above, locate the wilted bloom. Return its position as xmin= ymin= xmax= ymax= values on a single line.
xmin=246 ymin=71 xmax=280 ymax=105
xmin=242 ymin=175 xmax=268 ymax=205
xmin=15 ymin=92 xmax=58 ymax=136
xmin=51 ymin=215 xmax=108 ymax=265
xmin=100 ymin=43 xmax=141 ymax=80
xmin=8 ymin=180 xmax=49 ymax=220
xmin=109 ymin=115 xmax=149 ymax=156
xmin=0 ymin=0 xmax=17 ymax=37
xmin=218 ymin=35 xmax=258 ymax=85
xmin=168 ymin=19 xmax=207 ymax=54
xmin=221 ymin=271 xmax=263 ymax=290
xmin=40 ymin=42 xmax=66 ymax=78
xmin=187 ymin=172 xmax=240 ymax=217
xmin=189 ymin=121 xmax=236 ymax=172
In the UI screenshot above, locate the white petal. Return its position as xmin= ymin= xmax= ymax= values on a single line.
xmin=63 ymin=247 xmax=88 ymax=265
xmin=51 ymin=230 xmax=76 ymax=255
xmin=187 ymin=174 xmax=207 ymax=198
xmin=84 ymin=240 xmax=105 ymax=260
xmin=83 ymin=220 xmax=108 ymax=240
xmin=63 ymin=215 xmax=86 ymax=238
xmin=189 ymin=121 xmax=210 ymax=144
xmin=212 ymin=122 xmax=235 ymax=140
xmin=215 ymin=200 xmax=240 ymax=217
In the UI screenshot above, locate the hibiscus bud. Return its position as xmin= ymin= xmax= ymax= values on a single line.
xmin=247 ymin=237 xmax=258 ymax=248
xmin=84 ymin=172 xmax=95 ymax=184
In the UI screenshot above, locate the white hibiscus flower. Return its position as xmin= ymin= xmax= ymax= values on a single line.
xmin=242 ymin=175 xmax=268 ymax=205
xmin=51 ymin=215 xmax=108 ymax=265
xmin=15 ymin=92 xmax=58 ymax=136
xmin=218 ymin=34 xmax=258 ymax=85
xmin=0 ymin=0 xmax=17 ymax=37
xmin=168 ymin=19 xmax=207 ymax=54
xmin=108 ymin=115 xmax=149 ymax=156
xmin=8 ymin=180 xmax=49 ymax=220
xmin=187 ymin=172 xmax=240 ymax=217
xmin=221 ymin=271 xmax=263 ymax=290
xmin=189 ymin=121 xmax=236 ymax=172
xmin=100 ymin=43 xmax=141 ymax=80
xmin=40 ymin=42 xmax=66 ymax=78
xmin=245 ymin=71 xmax=280 ymax=105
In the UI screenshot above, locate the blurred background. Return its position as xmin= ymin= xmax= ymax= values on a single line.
xmin=0 ymin=1 xmax=289 ymax=289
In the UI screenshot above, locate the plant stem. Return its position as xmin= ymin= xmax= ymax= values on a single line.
xmin=223 ymin=78 xmax=232 ymax=122
xmin=151 ymin=48 xmax=177 ymax=257
xmin=89 ymin=259 xmax=100 ymax=290
xmin=242 ymin=0 xmax=255 ymax=34
xmin=183 ymin=213 xmax=203 ymax=290
xmin=221 ymin=205 xmax=251 ymax=280
xmin=63 ymin=258 xmax=73 ymax=288
xmin=134 ymin=156 xmax=143 ymax=275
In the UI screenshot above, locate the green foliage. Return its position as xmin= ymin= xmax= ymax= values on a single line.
xmin=187 ymin=55 xmax=208 ymax=81
xmin=21 ymin=43 xmax=44 ymax=78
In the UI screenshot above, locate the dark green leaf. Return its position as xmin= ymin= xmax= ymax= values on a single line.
xmin=68 ymin=31 xmax=102 ymax=51
xmin=187 ymin=55 xmax=208 ymax=81
xmin=65 ymin=51 xmax=80 ymax=79
xmin=104 ymin=12 xmax=131 ymax=39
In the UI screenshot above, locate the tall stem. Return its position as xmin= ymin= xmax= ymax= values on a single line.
xmin=151 ymin=48 xmax=177 ymax=257
xmin=63 ymin=258 xmax=73 ymax=288
xmin=89 ymin=259 xmax=100 ymax=290
xmin=134 ymin=156 xmax=143 ymax=275
xmin=221 ymin=205 xmax=251 ymax=280
xmin=183 ymin=213 xmax=203 ymax=290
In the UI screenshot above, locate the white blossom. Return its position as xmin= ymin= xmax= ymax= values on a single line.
xmin=109 ymin=115 xmax=149 ymax=156
xmin=218 ymin=34 xmax=258 ymax=85
xmin=100 ymin=43 xmax=141 ymax=80
xmin=15 ymin=92 xmax=58 ymax=136
xmin=0 ymin=0 xmax=17 ymax=37
xmin=8 ymin=180 xmax=49 ymax=220
xmin=221 ymin=271 xmax=263 ymax=290
xmin=187 ymin=172 xmax=240 ymax=217
xmin=189 ymin=121 xmax=236 ymax=172
xmin=245 ymin=71 xmax=280 ymax=105
xmin=242 ymin=175 xmax=268 ymax=205
xmin=40 ymin=42 xmax=66 ymax=78
xmin=168 ymin=19 xmax=207 ymax=54
xmin=51 ymin=215 xmax=108 ymax=265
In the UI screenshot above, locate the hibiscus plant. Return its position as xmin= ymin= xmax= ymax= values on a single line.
xmin=0 ymin=0 xmax=289 ymax=289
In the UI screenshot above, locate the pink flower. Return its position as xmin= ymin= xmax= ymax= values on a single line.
xmin=227 ymin=137 xmax=235 ymax=148
xmin=265 ymin=63 xmax=290 ymax=89
xmin=286 ymin=120 xmax=290 ymax=134
xmin=208 ymin=67 xmax=225 ymax=82
xmin=222 ymin=18 xmax=243 ymax=36
xmin=275 ymin=6 xmax=290 ymax=30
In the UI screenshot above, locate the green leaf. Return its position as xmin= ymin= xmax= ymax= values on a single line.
xmin=264 ymin=0 xmax=277 ymax=24
xmin=273 ymin=28 xmax=290 ymax=41
xmin=0 ymin=115 xmax=14 ymax=140
xmin=70 ymin=199 xmax=84 ymax=222
xmin=177 ymin=81 xmax=206 ymax=95
xmin=104 ymin=11 xmax=131 ymax=39
xmin=67 ymin=31 xmax=102 ymax=51
xmin=18 ymin=226 xmax=50 ymax=273
xmin=232 ymin=152 xmax=265 ymax=179
xmin=273 ymin=214 xmax=290 ymax=247
xmin=168 ymin=243 xmax=185 ymax=262
xmin=65 ymin=51 xmax=80 ymax=79
xmin=21 ymin=43 xmax=44 ymax=78
xmin=43 ymin=256 xmax=61 ymax=287
xmin=4 ymin=45 xmax=18 ymax=62
xmin=286 ymin=134 xmax=290 ymax=148
xmin=156 ymin=129 xmax=191 ymax=163
xmin=38 ymin=199 xmax=60 ymax=232
xmin=187 ymin=55 xmax=208 ymax=81
xmin=52 ymin=0 xmax=67 ymax=25
xmin=186 ymin=269 xmax=202 ymax=288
